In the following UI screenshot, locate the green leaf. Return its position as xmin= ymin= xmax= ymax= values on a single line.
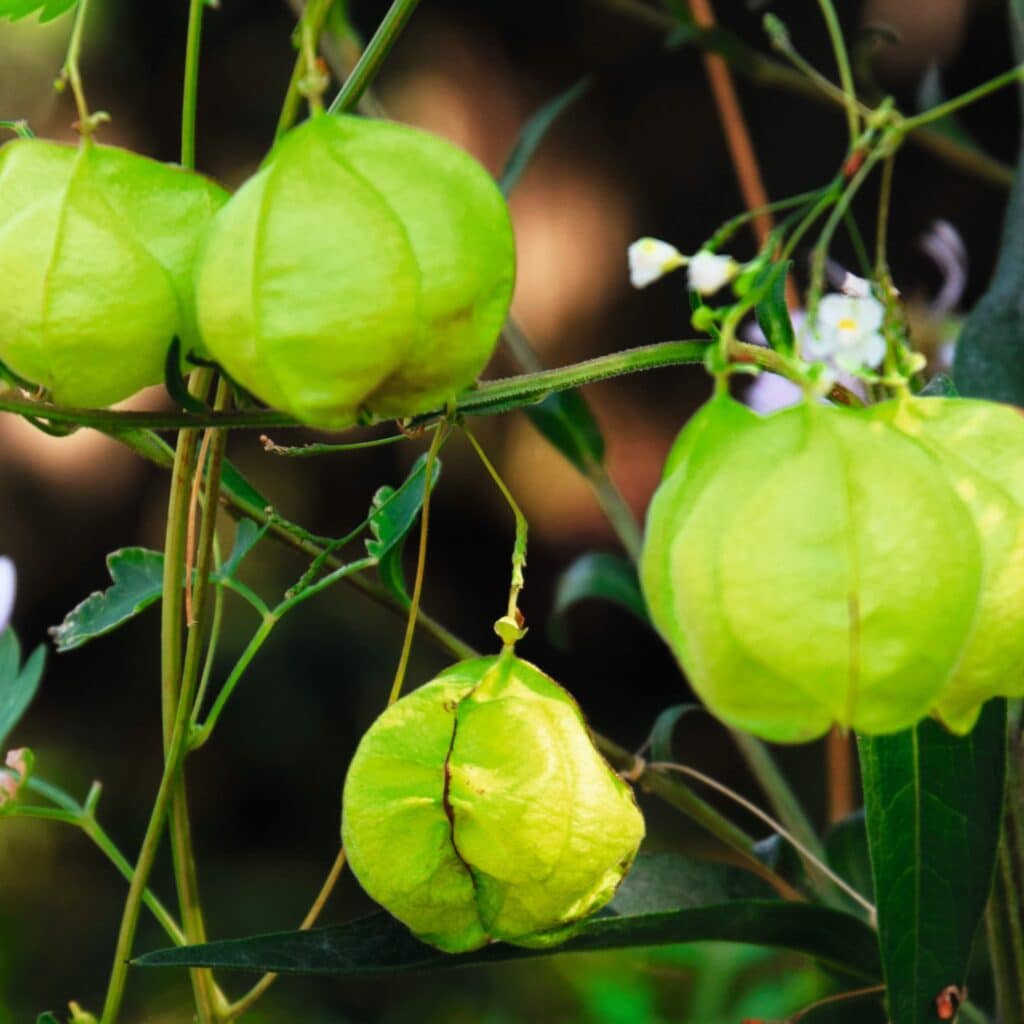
xmin=754 ymin=260 xmax=796 ymax=357
xmin=500 ymin=78 xmax=591 ymax=196
xmin=858 ymin=700 xmax=1007 ymax=1024
xmin=221 ymin=461 xmax=273 ymax=522
xmin=644 ymin=703 xmax=703 ymax=763
xmin=0 ymin=0 xmax=77 ymax=22
xmin=136 ymin=899 xmax=879 ymax=981
xmin=825 ymin=810 xmax=874 ymax=907
xmin=526 ymin=389 xmax=605 ymax=473
xmin=36 ymin=1014 xmax=60 ymax=1024
xmin=49 ymin=548 xmax=165 ymax=653
xmin=549 ymin=552 xmax=648 ymax=648
xmin=0 ymin=630 xmax=46 ymax=748
xmin=918 ymin=373 xmax=958 ymax=398
xmin=218 ymin=519 xmax=265 ymax=580
xmin=365 ymin=453 xmax=441 ymax=606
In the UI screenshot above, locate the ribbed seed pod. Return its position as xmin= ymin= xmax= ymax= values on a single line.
xmin=195 ymin=114 xmax=516 ymax=429
xmin=0 ymin=138 xmax=227 ymax=405
xmin=341 ymin=652 xmax=645 ymax=953
xmin=641 ymin=395 xmax=985 ymax=743
xmin=881 ymin=397 xmax=1024 ymax=733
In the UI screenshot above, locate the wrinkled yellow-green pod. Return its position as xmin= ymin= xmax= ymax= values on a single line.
xmin=341 ymin=652 xmax=644 ymax=953
xmin=0 ymin=138 xmax=227 ymax=405
xmin=641 ymin=395 xmax=984 ymax=743
xmin=881 ymin=396 xmax=1024 ymax=734
xmin=195 ymin=114 xmax=516 ymax=429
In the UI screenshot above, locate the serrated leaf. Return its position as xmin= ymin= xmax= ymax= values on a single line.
xmin=49 ymin=549 xmax=164 ymax=653
xmin=525 ymin=389 xmax=605 ymax=473
xmin=0 ymin=630 xmax=46 ymax=748
xmin=549 ymin=552 xmax=647 ymax=647
xmin=858 ymin=700 xmax=1007 ymax=1024
xmin=137 ymin=896 xmax=879 ymax=981
xmin=0 ymin=0 xmax=77 ymax=22
xmin=365 ymin=454 xmax=441 ymax=606
xmin=500 ymin=78 xmax=591 ymax=196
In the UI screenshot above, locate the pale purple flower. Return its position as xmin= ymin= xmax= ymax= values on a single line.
xmin=0 ymin=557 xmax=14 ymax=635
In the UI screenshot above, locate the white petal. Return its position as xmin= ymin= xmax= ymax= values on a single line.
xmin=628 ymin=237 xmax=685 ymax=289
xmin=860 ymin=331 xmax=887 ymax=368
xmin=840 ymin=272 xmax=872 ymax=298
xmin=0 ymin=558 xmax=15 ymax=635
xmin=856 ymin=295 xmax=886 ymax=332
xmin=816 ymin=294 xmax=852 ymax=328
xmin=744 ymin=373 xmax=803 ymax=415
xmin=688 ymin=250 xmax=739 ymax=295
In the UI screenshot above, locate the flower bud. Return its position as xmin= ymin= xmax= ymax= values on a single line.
xmin=641 ymin=395 xmax=986 ymax=742
xmin=0 ymin=138 xmax=226 ymax=405
xmin=196 ymin=114 xmax=516 ymax=428
xmin=341 ymin=652 xmax=645 ymax=952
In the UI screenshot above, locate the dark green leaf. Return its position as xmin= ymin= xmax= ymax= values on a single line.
xmin=49 ymin=549 xmax=164 ymax=653
xmin=0 ymin=630 xmax=46 ymax=748
xmin=136 ymin=901 xmax=880 ymax=981
xmin=953 ymin=17 xmax=1024 ymax=403
xmin=609 ymin=852 xmax=773 ymax=914
xmin=365 ymin=454 xmax=441 ymax=606
xmin=36 ymin=1014 xmax=60 ymax=1024
xmin=0 ymin=0 xmax=77 ymax=22
xmin=645 ymin=703 xmax=703 ymax=763
xmin=918 ymin=373 xmax=958 ymax=398
xmin=549 ymin=552 xmax=648 ymax=648
xmin=525 ymin=389 xmax=605 ymax=473
xmin=500 ymin=78 xmax=591 ymax=196
xmin=217 ymin=519 xmax=265 ymax=580
xmin=859 ymin=700 xmax=1007 ymax=1024
xmin=825 ymin=810 xmax=874 ymax=907
xmin=754 ymin=260 xmax=795 ymax=357
xmin=221 ymin=461 xmax=273 ymax=521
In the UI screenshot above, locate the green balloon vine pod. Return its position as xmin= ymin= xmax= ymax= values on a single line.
xmin=194 ymin=113 xmax=516 ymax=429
xmin=0 ymin=138 xmax=227 ymax=406
xmin=341 ymin=650 xmax=645 ymax=953
xmin=641 ymin=394 xmax=986 ymax=743
xmin=879 ymin=396 xmax=1024 ymax=734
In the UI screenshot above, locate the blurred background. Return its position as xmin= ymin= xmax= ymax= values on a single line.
xmin=0 ymin=0 xmax=1017 ymax=1020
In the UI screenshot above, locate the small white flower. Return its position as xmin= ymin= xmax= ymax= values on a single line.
xmin=688 ymin=250 xmax=740 ymax=296
xmin=628 ymin=237 xmax=686 ymax=289
xmin=803 ymin=293 xmax=886 ymax=373
xmin=0 ymin=557 xmax=14 ymax=635
xmin=839 ymin=272 xmax=872 ymax=298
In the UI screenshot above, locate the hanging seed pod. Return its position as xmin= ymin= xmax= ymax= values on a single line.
xmin=880 ymin=396 xmax=1024 ymax=733
xmin=341 ymin=652 xmax=645 ymax=953
xmin=0 ymin=138 xmax=227 ymax=405
xmin=640 ymin=395 xmax=985 ymax=743
xmin=195 ymin=114 xmax=516 ymax=429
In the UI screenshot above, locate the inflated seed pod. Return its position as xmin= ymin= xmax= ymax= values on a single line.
xmin=640 ymin=395 xmax=985 ymax=743
xmin=195 ymin=114 xmax=516 ymax=428
xmin=880 ymin=396 xmax=1024 ymax=734
xmin=0 ymin=138 xmax=227 ymax=405
xmin=341 ymin=652 xmax=645 ymax=953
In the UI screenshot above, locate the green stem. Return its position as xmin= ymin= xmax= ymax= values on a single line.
xmin=463 ymin=426 xmax=529 ymax=643
xmin=327 ymin=0 xmax=421 ymax=114
xmin=10 ymin=802 xmax=186 ymax=945
xmin=902 ymin=65 xmax=1024 ymax=132
xmin=387 ymin=426 xmax=445 ymax=704
xmin=0 ymin=340 xmax=712 ymax=432
xmin=813 ymin=0 xmax=859 ymax=145
xmin=61 ymin=0 xmax=93 ymax=133
xmin=181 ymin=0 xmax=206 ymax=169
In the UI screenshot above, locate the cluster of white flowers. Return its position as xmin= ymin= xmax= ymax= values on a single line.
xmin=628 ymin=238 xmax=739 ymax=295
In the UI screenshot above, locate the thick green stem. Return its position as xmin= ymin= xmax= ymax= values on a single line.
xmin=327 ymin=0 xmax=421 ymax=114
